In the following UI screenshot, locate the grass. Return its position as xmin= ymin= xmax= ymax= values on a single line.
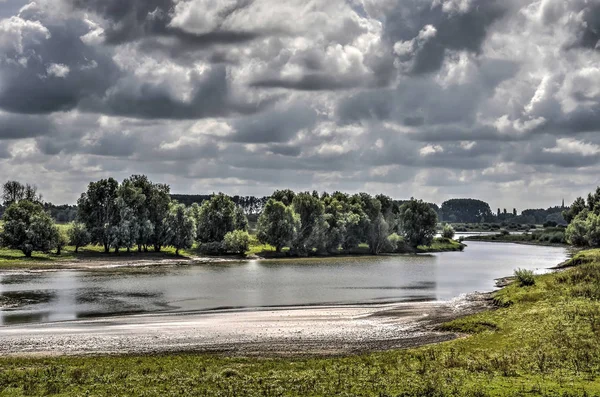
xmin=464 ymin=228 xmax=567 ymax=246
xmin=418 ymin=237 xmax=465 ymax=252
xmin=4 ymin=253 xmax=600 ymax=395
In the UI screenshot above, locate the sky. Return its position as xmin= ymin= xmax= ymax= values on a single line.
xmin=0 ymin=0 xmax=599 ymax=209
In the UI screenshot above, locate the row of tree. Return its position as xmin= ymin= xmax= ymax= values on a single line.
xmin=254 ymin=190 xmax=438 ymax=255
xmin=0 ymin=179 xmax=441 ymax=257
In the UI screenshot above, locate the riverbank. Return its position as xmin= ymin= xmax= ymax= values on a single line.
xmin=0 ymin=249 xmax=597 ymax=396
xmin=0 ymin=238 xmax=464 ymax=271
xmin=0 ymin=294 xmax=492 ymax=357
xmin=462 ymin=230 xmax=568 ymax=247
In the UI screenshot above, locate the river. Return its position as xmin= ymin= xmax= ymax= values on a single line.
xmin=0 ymin=241 xmax=568 ymax=326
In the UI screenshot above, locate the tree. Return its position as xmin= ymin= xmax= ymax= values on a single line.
xmin=440 ymin=199 xmax=493 ymax=223
xmin=77 ymin=178 xmax=119 ymax=253
xmin=442 ymin=223 xmax=455 ymax=239
xmin=68 ymin=222 xmax=90 ymax=253
xmin=53 ymin=227 xmax=68 ymax=255
xmin=566 ymin=210 xmax=589 ymax=246
xmin=292 ymin=192 xmax=325 ymax=254
xmin=399 ymin=199 xmax=438 ymax=248
xmin=563 ymin=197 xmax=586 ymax=224
xmin=256 ymin=199 xmax=299 ymax=252
xmin=0 ymin=201 xmax=56 ymax=257
xmin=194 ymin=193 xmax=248 ymax=243
xmin=585 ymin=212 xmax=600 ymax=247
xmin=223 ymin=230 xmax=250 ymax=255
xmin=2 ymin=181 xmax=42 ymax=206
xmin=166 ymin=203 xmax=196 ymax=256
xmin=271 ymin=189 xmax=296 ymax=206
xmin=110 ymin=197 xmax=139 ymax=253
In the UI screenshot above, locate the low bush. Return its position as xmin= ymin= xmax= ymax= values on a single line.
xmin=514 ymin=268 xmax=535 ymax=287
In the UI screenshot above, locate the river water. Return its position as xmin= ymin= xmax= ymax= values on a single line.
xmin=0 ymin=241 xmax=568 ymax=326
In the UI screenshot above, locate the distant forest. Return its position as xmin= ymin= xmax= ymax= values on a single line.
xmin=0 ymin=193 xmax=567 ymax=226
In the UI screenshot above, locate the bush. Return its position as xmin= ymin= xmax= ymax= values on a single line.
xmin=514 ymin=268 xmax=535 ymax=287
xmin=543 ymin=220 xmax=557 ymax=228
xmin=223 ymin=230 xmax=250 ymax=255
xmin=68 ymin=222 xmax=91 ymax=253
xmin=441 ymin=224 xmax=455 ymax=239
xmin=386 ymin=233 xmax=403 ymax=252
xmin=500 ymin=229 xmax=510 ymax=236
xmin=566 ymin=213 xmax=589 ymax=246
xmin=198 ymin=242 xmax=225 ymax=255
xmin=549 ymin=232 xmax=565 ymax=244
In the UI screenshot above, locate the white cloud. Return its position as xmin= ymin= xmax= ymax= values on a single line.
xmin=419 ymin=144 xmax=444 ymax=156
xmin=544 ymin=138 xmax=600 ymax=157
xmin=46 ymin=63 xmax=69 ymax=78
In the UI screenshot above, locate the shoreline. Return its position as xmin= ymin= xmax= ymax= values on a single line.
xmin=0 ymin=293 xmax=493 ymax=357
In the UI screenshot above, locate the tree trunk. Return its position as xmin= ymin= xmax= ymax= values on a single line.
xmin=75 ymin=246 xmax=79 ymax=253
xmin=276 ymin=245 xmax=282 ymax=253
xmin=154 ymin=244 xmax=161 ymax=252
xmin=104 ymin=243 xmax=110 ymax=253
xmin=23 ymin=250 xmax=32 ymax=258
xmin=114 ymin=246 xmax=119 ymax=254
xmin=138 ymin=244 xmax=142 ymax=252
xmin=56 ymin=246 xmax=61 ymax=255
xmin=176 ymin=248 xmax=179 ymax=256
xmin=144 ymin=245 xmax=148 ymax=252
xmin=127 ymin=247 xmax=130 ymax=253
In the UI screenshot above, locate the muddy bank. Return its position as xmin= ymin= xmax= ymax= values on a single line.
xmin=0 ymin=293 xmax=492 ymax=357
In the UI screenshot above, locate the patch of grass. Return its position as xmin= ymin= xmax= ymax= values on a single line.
xmin=418 ymin=237 xmax=465 ymax=252
xmin=514 ymin=268 xmax=535 ymax=286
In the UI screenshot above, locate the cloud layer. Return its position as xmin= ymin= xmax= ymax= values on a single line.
xmin=0 ymin=0 xmax=599 ymax=208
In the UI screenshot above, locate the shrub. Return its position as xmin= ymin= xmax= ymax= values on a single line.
xmin=223 ymin=230 xmax=250 ymax=255
xmin=68 ymin=222 xmax=91 ymax=253
xmin=386 ymin=233 xmax=403 ymax=252
xmin=549 ymin=232 xmax=565 ymax=244
xmin=500 ymin=229 xmax=510 ymax=236
xmin=198 ymin=242 xmax=225 ymax=255
xmin=514 ymin=268 xmax=535 ymax=287
xmin=441 ymin=224 xmax=455 ymax=239
xmin=566 ymin=213 xmax=589 ymax=246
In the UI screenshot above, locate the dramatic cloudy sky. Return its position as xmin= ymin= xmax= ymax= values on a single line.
xmin=1 ymin=0 xmax=600 ymax=208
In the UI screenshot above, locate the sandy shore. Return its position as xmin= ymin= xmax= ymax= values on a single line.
xmin=0 ymin=294 xmax=492 ymax=357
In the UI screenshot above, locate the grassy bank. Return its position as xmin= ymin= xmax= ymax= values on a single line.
xmin=463 ymin=228 xmax=567 ymax=246
xmin=0 ymin=236 xmax=464 ymax=270
xmin=1 ymin=252 xmax=599 ymax=396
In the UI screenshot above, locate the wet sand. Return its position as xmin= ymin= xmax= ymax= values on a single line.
xmin=0 ymin=293 xmax=492 ymax=357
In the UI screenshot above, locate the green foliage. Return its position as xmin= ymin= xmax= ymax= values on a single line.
xmin=440 ymin=198 xmax=494 ymax=223
xmin=77 ymin=177 xmax=119 ymax=253
xmin=67 ymin=222 xmax=90 ymax=253
xmin=165 ymin=203 xmax=196 ymax=256
xmin=223 ymin=230 xmax=250 ymax=254
xmin=514 ymin=268 xmax=535 ymax=286
xmin=0 ymin=201 xmax=56 ymax=257
xmin=291 ymin=192 xmax=325 ymax=254
xmin=399 ymin=199 xmax=438 ymax=247
xmin=194 ymin=193 xmax=248 ymax=244
xmin=53 ymin=227 xmax=69 ymax=255
xmin=441 ymin=223 xmax=455 ymax=239
xmin=257 ymin=199 xmax=300 ymax=253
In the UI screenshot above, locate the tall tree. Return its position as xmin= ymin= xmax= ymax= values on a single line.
xmin=194 ymin=193 xmax=248 ymax=243
xmin=292 ymin=192 xmax=325 ymax=254
xmin=77 ymin=178 xmax=119 ymax=253
xmin=1 ymin=201 xmax=56 ymax=257
xmin=166 ymin=203 xmax=196 ymax=256
xmin=399 ymin=199 xmax=438 ymax=248
xmin=256 ymin=199 xmax=299 ymax=252
xmin=2 ymin=181 xmax=42 ymax=206
xmin=440 ymin=199 xmax=494 ymax=223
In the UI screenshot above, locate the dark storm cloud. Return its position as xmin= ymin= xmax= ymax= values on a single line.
xmin=229 ymin=102 xmax=318 ymax=143
xmin=384 ymin=0 xmax=509 ymax=74
xmin=0 ymin=113 xmax=55 ymax=139
xmin=68 ymin=0 xmax=260 ymax=47
xmin=80 ymin=65 xmax=273 ymax=119
xmin=568 ymin=2 xmax=600 ymax=50
xmin=0 ymin=19 xmax=121 ymax=114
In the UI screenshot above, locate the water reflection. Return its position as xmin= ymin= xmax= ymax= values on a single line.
xmin=0 ymin=242 xmax=568 ymax=326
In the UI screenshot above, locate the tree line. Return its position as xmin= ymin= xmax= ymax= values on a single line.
xmin=0 ymin=178 xmax=440 ymax=258
xmin=564 ymin=187 xmax=600 ymax=247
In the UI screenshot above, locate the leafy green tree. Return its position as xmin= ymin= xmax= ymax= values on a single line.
xmin=77 ymin=178 xmax=119 ymax=253
xmin=292 ymin=192 xmax=325 ymax=254
xmin=585 ymin=212 xmax=600 ymax=247
xmin=563 ymin=197 xmax=586 ymax=224
xmin=68 ymin=222 xmax=90 ymax=253
xmin=1 ymin=201 xmax=56 ymax=257
xmin=166 ymin=203 xmax=196 ymax=256
xmin=399 ymin=199 xmax=438 ymax=247
xmin=194 ymin=193 xmax=248 ymax=243
xmin=442 ymin=223 xmax=455 ymax=239
xmin=2 ymin=181 xmax=43 ymax=206
xmin=440 ymin=199 xmax=493 ymax=223
xmin=256 ymin=199 xmax=299 ymax=252
xmin=271 ymin=189 xmax=296 ymax=206
xmin=53 ymin=227 xmax=69 ymax=255
xmin=223 ymin=230 xmax=250 ymax=255
xmin=565 ymin=210 xmax=588 ymax=246
xmin=110 ymin=198 xmax=139 ymax=253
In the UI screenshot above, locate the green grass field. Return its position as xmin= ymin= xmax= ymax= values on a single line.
xmin=1 ymin=251 xmax=600 ymax=396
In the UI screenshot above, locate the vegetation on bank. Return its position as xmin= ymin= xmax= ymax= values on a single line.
xmin=0 ymin=179 xmax=446 ymax=264
xmin=463 ymin=228 xmax=567 ymax=245
xmin=2 ymin=251 xmax=600 ymax=396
